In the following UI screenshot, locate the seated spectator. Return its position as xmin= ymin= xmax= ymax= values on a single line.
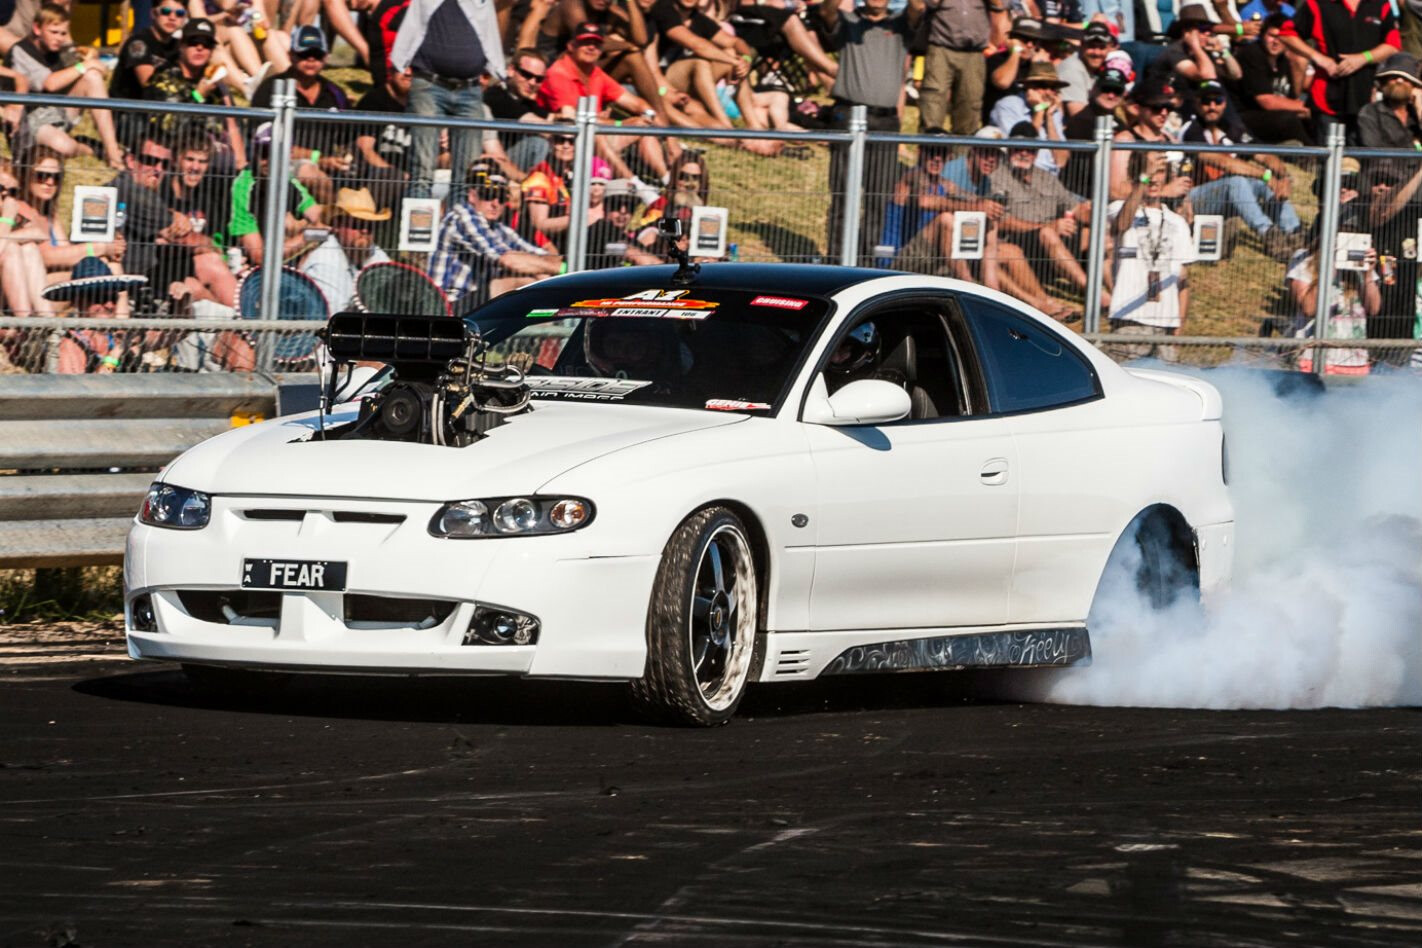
xmin=1059 ymin=19 xmax=1115 ymax=118
xmin=884 ymin=135 xmax=998 ymax=283
xmin=646 ymin=0 xmax=752 ymax=132
xmin=1356 ymin=161 xmax=1422 ymax=349
xmin=112 ymin=131 xmax=236 ymax=311
xmin=1110 ymin=77 xmax=1185 ymax=200
xmin=7 ymin=147 xmax=124 ymax=305
xmin=1145 ymin=4 xmax=1240 ymax=99
xmin=39 ymin=257 xmax=147 ymax=373
xmin=1181 ymin=80 xmax=1302 ymax=259
xmin=229 ymin=122 xmax=323 ymax=268
xmin=538 ymin=23 xmax=669 ymax=179
xmin=168 ymin=132 xmax=232 ymax=253
xmin=1104 ymin=151 xmax=1196 ymax=362
xmin=6 ymin=3 xmax=126 ymax=166
xmin=519 ymin=0 xmax=670 ymax=120
xmin=144 ymin=18 xmax=247 ymax=165
xmin=1229 ymin=12 xmax=1312 ymax=145
xmin=297 ymin=187 xmax=392 ymax=312
xmin=990 ymin=59 xmax=1069 ymax=175
xmin=250 ymin=25 xmax=352 ymax=203
xmin=586 ymin=181 xmax=661 ymax=268
xmin=985 ymin=17 xmax=1057 ymax=122
xmin=484 ymin=49 xmax=553 ymax=176
xmin=635 ymin=150 xmax=708 ymax=235
xmin=1062 ymin=65 xmax=1127 ymax=195
xmin=522 ymin=148 xmax=610 ymax=252
xmin=109 ymin=1 xmax=186 ymax=145
xmin=429 ymin=159 xmax=562 ymax=305
xmin=351 ymin=65 xmax=413 ymax=209
xmin=992 ymin=121 xmax=1092 ymax=318
xmin=199 ymin=0 xmax=294 ymax=90
xmin=1357 ymin=53 xmax=1422 ymax=150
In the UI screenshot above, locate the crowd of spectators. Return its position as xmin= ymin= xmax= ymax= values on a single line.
xmin=0 ymin=0 xmax=1419 ymax=373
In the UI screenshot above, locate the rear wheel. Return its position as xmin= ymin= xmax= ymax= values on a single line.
xmin=631 ymin=507 xmax=758 ymax=726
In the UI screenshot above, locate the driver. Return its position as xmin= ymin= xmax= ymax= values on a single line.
xmin=824 ymin=321 xmax=881 ymax=391
xmin=583 ymin=318 xmax=689 ymax=380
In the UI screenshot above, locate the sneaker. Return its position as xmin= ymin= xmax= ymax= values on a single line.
xmin=244 ymin=61 xmax=273 ymax=101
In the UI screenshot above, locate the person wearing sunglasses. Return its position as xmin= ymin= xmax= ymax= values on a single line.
xmin=143 ymin=18 xmax=245 ymax=153
xmin=429 ymin=158 xmax=562 ymax=306
xmin=112 ymin=130 xmax=236 ymax=314
xmin=249 ymin=26 xmax=353 ymax=205
xmin=483 ymin=49 xmax=555 ymax=177
xmin=1108 ymin=77 xmax=1187 ymax=201
xmin=6 ymin=3 xmax=127 ymax=168
xmin=1180 ymin=79 xmax=1301 ymax=261
xmin=109 ymin=0 xmax=186 ymax=106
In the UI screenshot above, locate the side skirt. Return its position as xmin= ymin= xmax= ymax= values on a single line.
xmin=820 ymin=627 xmax=1091 ymax=676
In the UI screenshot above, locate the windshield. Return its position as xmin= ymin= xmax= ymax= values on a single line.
xmin=460 ymin=285 xmax=831 ymax=412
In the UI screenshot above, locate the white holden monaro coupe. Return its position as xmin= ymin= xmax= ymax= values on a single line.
xmin=125 ymin=264 xmax=1233 ymax=726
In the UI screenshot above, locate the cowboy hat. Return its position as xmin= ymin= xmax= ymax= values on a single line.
xmin=330 ymin=186 xmax=392 ymax=222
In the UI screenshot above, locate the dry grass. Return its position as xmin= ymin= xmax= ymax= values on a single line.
xmin=0 ymin=567 xmax=125 ymax=624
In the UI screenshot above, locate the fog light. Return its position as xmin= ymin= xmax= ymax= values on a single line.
xmin=463 ymin=604 xmax=540 ymax=646
xmin=130 ymin=594 xmax=156 ymax=632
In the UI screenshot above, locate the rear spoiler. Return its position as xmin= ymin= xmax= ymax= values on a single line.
xmin=1125 ymin=368 xmax=1223 ymax=420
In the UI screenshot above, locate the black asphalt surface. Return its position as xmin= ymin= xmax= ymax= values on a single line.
xmin=2 ymin=632 xmax=1420 ymax=948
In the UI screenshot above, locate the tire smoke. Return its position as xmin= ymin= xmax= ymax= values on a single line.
xmin=1010 ymin=369 xmax=1422 ymax=710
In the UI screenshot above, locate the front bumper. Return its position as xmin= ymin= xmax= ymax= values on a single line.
xmin=124 ymin=495 xmax=659 ymax=679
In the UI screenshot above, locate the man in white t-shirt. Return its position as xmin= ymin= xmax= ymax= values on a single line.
xmin=1105 ymin=151 xmax=1195 ymax=362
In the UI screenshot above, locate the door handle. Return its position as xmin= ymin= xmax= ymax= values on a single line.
xmin=979 ymin=458 xmax=1009 ymax=486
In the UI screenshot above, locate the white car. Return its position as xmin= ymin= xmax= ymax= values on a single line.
xmin=125 ymin=265 xmax=1233 ymax=726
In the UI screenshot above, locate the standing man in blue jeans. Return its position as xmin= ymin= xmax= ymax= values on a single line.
xmin=389 ymin=0 xmax=508 ymax=200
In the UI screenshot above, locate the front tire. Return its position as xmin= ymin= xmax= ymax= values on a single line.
xmin=631 ymin=507 xmax=758 ymax=726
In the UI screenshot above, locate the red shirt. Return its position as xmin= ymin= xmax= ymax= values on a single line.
xmin=536 ymin=55 xmax=625 ymax=113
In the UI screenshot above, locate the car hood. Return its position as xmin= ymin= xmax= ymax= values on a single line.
xmin=163 ymin=401 xmax=746 ymax=501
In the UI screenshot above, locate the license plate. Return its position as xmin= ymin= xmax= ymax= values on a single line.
xmin=242 ymin=558 xmax=348 ymax=591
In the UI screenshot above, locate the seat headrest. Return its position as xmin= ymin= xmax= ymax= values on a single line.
xmin=880 ymin=335 xmax=918 ymax=384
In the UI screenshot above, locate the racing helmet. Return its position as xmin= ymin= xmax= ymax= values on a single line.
xmin=583 ymin=318 xmax=680 ymax=379
xmin=827 ymin=321 xmax=880 ymax=377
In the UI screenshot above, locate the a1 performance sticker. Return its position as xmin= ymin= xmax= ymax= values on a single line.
xmin=569 ymin=289 xmax=719 ymax=318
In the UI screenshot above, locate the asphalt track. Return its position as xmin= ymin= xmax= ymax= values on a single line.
xmin=2 ymin=627 xmax=1420 ymax=948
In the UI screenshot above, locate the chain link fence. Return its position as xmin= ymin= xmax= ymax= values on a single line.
xmin=1 ymin=89 xmax=1420 ymax=376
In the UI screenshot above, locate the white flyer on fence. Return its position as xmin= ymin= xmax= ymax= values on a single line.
xmin=69 ymin=186 xmax=118 ymax=243
xmin=689 ymin=205 xmax=729 ymax=258
xmin=951 ymin=211 xmax=986 ymax=260
xmin=398 ymin=198 xmax=442 ymax=253
xmin=1193 ymin=214 xmax=1224 ymax=262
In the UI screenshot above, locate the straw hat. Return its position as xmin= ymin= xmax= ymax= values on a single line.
xmin=330 ymin=186 xmax=392 ymax=222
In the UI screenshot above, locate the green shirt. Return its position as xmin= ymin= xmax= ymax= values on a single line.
xmin=229 ymin=168 xmax=316 ymax=238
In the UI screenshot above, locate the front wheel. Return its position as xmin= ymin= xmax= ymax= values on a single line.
xmin=631 ymin=507 xmax=758 ymax=726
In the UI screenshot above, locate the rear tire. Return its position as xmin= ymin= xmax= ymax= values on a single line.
xmin=631 ymin=507 xmax=758 ymax=727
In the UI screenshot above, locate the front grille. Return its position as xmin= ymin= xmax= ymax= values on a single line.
xmin=344 ymin=595 xmax=456 ymax=628
xmin=242 ymin=509 xmax=305 ymax=521
xmin=178 ymin=590 xmax=282 ymax=624
xmin=331 ymin=512 xmax=406 ymax=525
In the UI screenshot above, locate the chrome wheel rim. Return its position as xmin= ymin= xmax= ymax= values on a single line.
xmin=687 ymin=524 xmax=755 ymax=711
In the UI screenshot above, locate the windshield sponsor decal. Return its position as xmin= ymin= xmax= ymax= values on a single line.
xmin=749 ymin=295 xmax=808 ymax=310
xmin=528 ymin=377 xmax=652 ymax=401
xmin=705 ymin=398 xmax=772 ymax=412
xmin=568 ymin=288 xmax=719 ymax=318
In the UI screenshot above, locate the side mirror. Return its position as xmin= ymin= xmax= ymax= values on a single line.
xmin=803 ymin=377 xmax=912 ymax=426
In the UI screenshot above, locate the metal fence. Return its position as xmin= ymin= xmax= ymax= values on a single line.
xmin=1 ymin=88 xmax=1420 ymax=376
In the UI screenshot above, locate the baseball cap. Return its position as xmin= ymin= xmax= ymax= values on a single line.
xmin=590 ymin=157 xmax=612 ymax=182
xmin=1009 ymin=16 xmax=1053 ymax=42
xmin=1096 ymin=67 xmax=1128 ymax=92
xmin=1131 ymin=77 xmax=1177 ymax=106
xmin=573 ymin=21 xmax=607 ymax=43
xmin=973 ymin=124 xmax=1007 ymax=153
xmin=1082 ymin=20 xmax=1116 ymax=44
xmin=466 ymin=158 xmax=508 ymax=191
xmin=291 ymin=24 xmax=329 ymax=54
xmin=1008 ymin=120 xmax=1039 ymax=141
xmin=181 ymin=18 xmax=217 ymax=43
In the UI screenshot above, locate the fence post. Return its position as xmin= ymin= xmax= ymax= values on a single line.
xmin=566 ymin=95 xmax=597 ymax=273
xmin=839 ymin=105 xmax=868 ymax=268
xmin=1310 ymin=122 xmax=1346 ymax=376
xmin=257 ymin=79 xmax=295 ymax=372
xmin=1084 ymin=115 xmax=1114 ymax=334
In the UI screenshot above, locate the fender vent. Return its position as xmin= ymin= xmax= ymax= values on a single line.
xmin=242 ymin=509 xmax=305 ymax=521
xmin=332 ymin=512 xmax=406 ymax=525
xmin=774 ymin=649 xmax=812 ymax=678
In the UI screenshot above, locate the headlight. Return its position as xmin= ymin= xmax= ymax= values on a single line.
xmin=429 ymin=496 xmax=594 ymax=538
xmin=139 ymin=482 xmax=211 ymax=530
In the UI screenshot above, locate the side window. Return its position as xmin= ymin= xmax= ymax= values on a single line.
xmin=963 ymin=300 xmax=1100 ymax=414
xmin=822 ymin=304 xmax=967 ymax=420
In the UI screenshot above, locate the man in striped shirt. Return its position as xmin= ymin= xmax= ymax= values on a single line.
xmin=429 ymin=160 xmax=564 ymax=306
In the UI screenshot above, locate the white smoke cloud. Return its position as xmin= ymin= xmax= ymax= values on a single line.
xmin=1009 ymin=369 xmax=1422 ymax=710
